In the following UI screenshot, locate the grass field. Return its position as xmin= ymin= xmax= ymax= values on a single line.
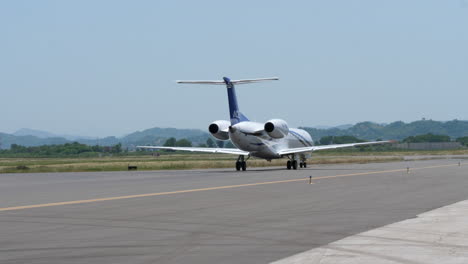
xmin=1 ymin=149 xmax=467 ymax=173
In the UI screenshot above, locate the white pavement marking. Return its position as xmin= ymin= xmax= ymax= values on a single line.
xmin=272 ymin=200 xmax=468 ymax=264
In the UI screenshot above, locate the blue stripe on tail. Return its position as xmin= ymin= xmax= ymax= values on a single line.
xmin=223 ymin=77 xmax=249 ymax=125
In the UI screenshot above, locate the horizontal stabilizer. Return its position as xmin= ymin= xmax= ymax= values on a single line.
xmin=177 ymin=77 xmax=279 ymax=85
xmin=176 ymin=80 xmax=225 ymax=85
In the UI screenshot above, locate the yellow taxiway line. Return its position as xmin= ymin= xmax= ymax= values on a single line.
xmin=0 ymin=163 xmax=461 ymax=212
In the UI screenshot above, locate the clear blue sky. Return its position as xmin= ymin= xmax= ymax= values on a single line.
xmin=1 ymin=0 xmax=467 ymax=137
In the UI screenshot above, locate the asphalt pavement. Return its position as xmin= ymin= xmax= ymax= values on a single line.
xmin=1 ymin=158 xmax=468 ymax=264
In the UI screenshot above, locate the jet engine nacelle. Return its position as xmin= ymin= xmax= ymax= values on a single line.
xmin=208 ymin=120 xmax=230 ymax=140
xmin=264 ymin=119 xmax=289 ymax=139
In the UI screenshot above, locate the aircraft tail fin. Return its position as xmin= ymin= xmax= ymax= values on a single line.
xmin=177 ymin=77 xmax=278 ymax=125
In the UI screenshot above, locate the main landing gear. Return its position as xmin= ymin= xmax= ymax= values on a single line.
xmin=286 ymin=154 xmax=307 ymax=170
xmin=286 ymin=160 xmax=297 ymax=170
xmin=235 ymin=155 xmax=248 ymax=171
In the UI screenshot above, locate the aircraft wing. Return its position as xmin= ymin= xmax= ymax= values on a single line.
xmin=137 ymin=146 xmax=249 ymax=155
xmin=277 ymin=140 xmax=395 ymax=155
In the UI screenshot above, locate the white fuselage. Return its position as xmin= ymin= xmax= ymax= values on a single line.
xmin=229 ymin=121 xmax=314 ymax=159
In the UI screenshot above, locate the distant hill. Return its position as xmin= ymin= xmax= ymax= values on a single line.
xmin=13 ymin=128 xmax=57 ymax=138
xmin=117 ymin=127 xmax=209 ymax=148
xmin=0 ymin=127 xmax=210 ymax=149
xmin=2 ymin=120 xmax=468 ymax=149
xmin=311 ymin=124 xmax=353 ymax=130
xmin=13 ymin=128 xmax=96 ymax=141
xmin=301 ymin=120 xmax=468 ymax=141
xmin=0 ymin=132 xmax=70 ymax=149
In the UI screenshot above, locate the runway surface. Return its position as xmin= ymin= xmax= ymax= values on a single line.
xmin=1 ymin=158 xmax=468 ymax=264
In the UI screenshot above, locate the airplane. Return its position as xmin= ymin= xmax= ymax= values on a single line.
xmin=138 ymin=77 xmax=393 ymax=171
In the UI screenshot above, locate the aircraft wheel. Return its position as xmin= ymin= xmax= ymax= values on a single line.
xmin=303 ymin=162 xmax=307 ymax=168
xmin=286 ymin=160 xmax=292 ymax=170
xmin=236 ymin=162 xmax=241 ymax=171
xmin=292 ymin=160 xmax=298 ymax=170
xmin=299 ymin=162 xmax=303 ymax=168
xmin=241 ymin=161 xmax=247 ymax=171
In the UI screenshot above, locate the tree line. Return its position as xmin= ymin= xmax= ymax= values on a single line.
xmin=1 ymin=142 xmax=123 ymax=157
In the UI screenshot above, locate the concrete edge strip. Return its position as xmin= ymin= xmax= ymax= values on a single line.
xmin=271 ymin=199 xmax=468 ymax=264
